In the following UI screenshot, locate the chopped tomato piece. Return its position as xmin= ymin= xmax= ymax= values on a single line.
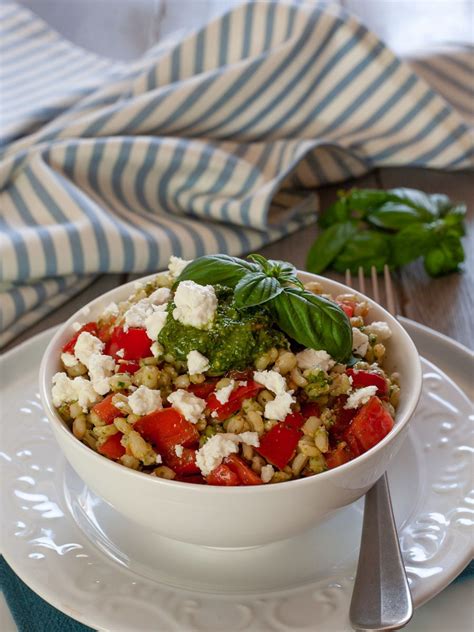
xmin=283 ymin=411 xmax=305 ymax=429
xmin=62 ymin=322 xmax=98 ymax=353
xmin=98 ymin=432 xmax=125 ymax=460
xmin=257 ymin=424 xmax=302 ymax=470
xmin=105 ymin=326 xmax=152 ymax=361
xmin=300 ymin=402 xmax=321 ymax=419
xmin=187 ymin=379 xmax=218 ymax=399
xmin=164 ymin=447 xmax=200 ymax=475
xmin=116 ymin=360 xmax=140 ymax=375
xmin=225 ymin=454 xmax=262 ymax=485
xmin=346 ymin=369 xmax=388 ymax=396
xmin=344 ymin=396 xmax=394 ymax=456
xmin=325 ymin=442 xmax=354 ymax=469
xmin=331 ymin=396 xmax=357 ymax=440
xmin=207 ymin=380 xmax=263 ymax=421
xmin=134 ymin=408 xmax=199 ymax=452
xmin=206 ymin=463 xmax=240 ymax=486
xmin=175 ymin=474 xmax=207 ymax=485
xmin=337 ymin=301 xmax=355 ymax=318
xmin=92 ymin=393 xmax=123 ymax=424
xmin=227 ymin=369 xmax=254 ymax=381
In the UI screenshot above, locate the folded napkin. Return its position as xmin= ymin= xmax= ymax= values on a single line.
xmin=1 ymin=0 xmax=473 ymax=347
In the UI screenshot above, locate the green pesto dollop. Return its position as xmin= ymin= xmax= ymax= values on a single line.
xmin=158 ymin=286 xmax=288 ymax=374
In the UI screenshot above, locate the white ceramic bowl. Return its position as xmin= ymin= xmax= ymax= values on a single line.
xmin=39 ymin=271 xmax=422 ymax=548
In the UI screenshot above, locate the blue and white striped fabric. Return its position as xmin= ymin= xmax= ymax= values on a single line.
xmin=1 ymin=1 xmax=473 ymax=347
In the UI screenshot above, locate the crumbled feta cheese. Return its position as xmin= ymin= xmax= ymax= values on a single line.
xmin=168 ymin=256 xmax=191 ymax=278
xmin=61 ymin=352 xmax=77 ymax=368
xmin=81 ymin=306 xmax=91 ymax=316
xmin=238 ymin=431 xmax=260 ymax=447
xmin=352 ymin=327 xmax=369 ymax=357
xmin=174 ymin=444 xmax=184 ymax=458
xmin=128 ymin=385 xmax=163 ymax=415
xmin=261 ymin=464 xmax=275 ymax=483
xmin=364 ymin=321 xmax=392 ymax=341
xmin=71 ymin=321 xmax=82 ymax=332
xmin=167 ymin=389 xmax=206 ymax=424
xmin=116 ymin=348 xmax=125 ymax=358
xmin=195 ymin=432 xmax=259 ymax=476
xmin=148 ymin=287 xmax=172 ymax=305
xmin=215 ymin=380 xmax=235 ymax=405
xmin=88 ymin=353 xmax=115 ymax=395
xmin=186 ymin=350 xmax=210 ymax=375
xmin=253 ymin=370 xmax=287 ymax=395
xmin=103 ymin=302 xmax=119 ymax=317
xmin=155 ymin=454 xmax=163 ymax=464
xmin=344 ymin=385 xmax=378 ymax=409
xmin=51 ymin=373 xmax=100 ymax=411
xmin=173 ymin=280 xmax=217 ymax=329
xmin=296 ymin=349 xmax=335 ymax=372
xmin=144 ymin=305 xmax=168 ymax=341
xmin=151 ymin=341 xmax=164 ymax=358
xmin=123 ymin=300 xmax=152 ymax=330
xmin=74 ymin=332 xmax=105 ymax=367
xmin=263 ymin=391 xmax=295 ymax=421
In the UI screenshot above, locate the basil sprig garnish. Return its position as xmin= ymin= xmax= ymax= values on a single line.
xmin=307 ymin=187 xmax=466 ymax=277
xmin=176 ymin=254 xmax=352 ymax=361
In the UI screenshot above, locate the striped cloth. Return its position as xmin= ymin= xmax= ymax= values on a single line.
xmin=1 ymin=1 xmax=473 ymax=347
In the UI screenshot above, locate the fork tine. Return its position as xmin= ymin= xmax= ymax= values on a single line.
xmin=384 ymin=264 xmax=396 ymax=315
xmin=358 ymin=267 xmax=366 ymax=295
xmin=370 ymin=266 xmax=380 ymax=304
xmin=345 ymin=268 xmax=352 ymax=288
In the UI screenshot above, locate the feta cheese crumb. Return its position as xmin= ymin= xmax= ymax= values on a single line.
xmin=168 ymin=256 xmax=191 ymax=278
xmin=128 ymin=385 xmax=163 ymax=415
xmin=174 ymin=444 xmax=184 ymax=458
xmin=61 ymin=352 xmax=77 ymax=368
xmin=116 ymin=348 xmax=125 ymax=358
xmin=344 ymin=385 xmax=378 ymax=409
xmin=186 ymin=350 xmax=210 ymax=375
xmin=195 ymin=432 xmax=260 ymax=476
xmin=148 ymin=287 xmax=172 ymax=305
xmin=144 ymin=305 xmax=168 ymax=341
xmin=155 ymin=454 xmax=163 ymax=464
xmin=151 ymin=341 xmax=164 ymax=358
xmin=88 ymin=353 xmax=116 ymax=395
xmin=74 ymin=332 xmax=105 ymax=366
xmin=261 ymin=464 xmax=275 ymax=483
xmin=173 ymin=280 xmax=217 ymax=330
xmin=352 ymin=327 xmax=369 ymax=357
xmin=51 ymin=373 xmax=100 ymax=411
xmin=71 ymin=321 xmax=82 ymax=332
xmin=364 ymin=321 xmax=392 ymax=341
xmin=296 ymin=349 xmax=335 ymax=372
xmin=253 ymin=370 xmax=287 ymax=395
xmin=215 ymin=380 xmax=235 ymax=405
xmin=103 ymin=302 xmax=119 ymax=317
xmin=263 ymin=391 xmax=295 ymax=421
xmin=167 ymin=389 xmax=206 ymax=424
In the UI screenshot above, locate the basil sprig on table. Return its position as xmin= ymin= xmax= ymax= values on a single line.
xmin=176 ymin=254 xmax=352 ymax=361
xmin=307 ymin=188 xmax=466 ymax=277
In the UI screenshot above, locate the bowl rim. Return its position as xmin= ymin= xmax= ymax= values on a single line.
xmin=38 ymin=269 xmax=423 ymax=494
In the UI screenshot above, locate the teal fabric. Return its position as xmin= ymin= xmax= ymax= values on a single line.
xmin=1 ymin=555 xmax=472 ymax=631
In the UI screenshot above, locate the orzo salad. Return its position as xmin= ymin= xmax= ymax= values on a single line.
xmin=52 ymin=255 xmax=400 ymax=486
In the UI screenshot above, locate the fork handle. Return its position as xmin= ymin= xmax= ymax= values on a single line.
xmin=349 ymin=473 xmax=413 ymax=631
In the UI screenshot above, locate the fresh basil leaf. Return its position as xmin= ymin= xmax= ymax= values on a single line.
xmin=424 ymin=234 xmax=465 ymax=277
xmin=234 ymin=273 xmax=283 ymax=308
xmin=270 ymin=287 xmax=352 ymax=362
xmin=343 ymin=189 xmax=391 ymax=214
xmin=175 ymin=254 xmax=258 ymax=287
xmin=306 ymin=221 xmax=357 ymax=274
xmin=248 ymin=255 xmax=303 ymax=287
xmin=387 ymin=188 xmax=440 ymax=217
xmin=247 ymin=253 xmax=272 ymax=274
xmin=391 ymin=223 xmax=435 ymax=266
xmin=318 ymin=198 xmax=350 ymax=228
xmin=367 ymin=202 xmax=433 ymax=230
xmin=333 ymin=231 xmax=391 ymax=274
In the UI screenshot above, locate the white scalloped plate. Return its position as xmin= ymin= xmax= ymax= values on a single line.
xmin=1 ymin=324 xmax=473 ymax=632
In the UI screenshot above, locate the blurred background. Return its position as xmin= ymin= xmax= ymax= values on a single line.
xmin=17 ymin=0 xmax=474 ymax=61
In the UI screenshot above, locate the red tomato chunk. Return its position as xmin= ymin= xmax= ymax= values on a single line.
xmin=344 ymin=396 xmax=394 ymax=456
xmin=105 ymin=326 xmax=152 ymax=361
xmin=92 ymin=393 xmax=123 ymax=424
xmin=62 ymin=322 xmax=98 ymax=353
xmin=206 ymin=463 xmax=240 ymax=486
xmin=164 ymin=447 xmax=200 ymax=475
xmin=224 ymin=454 xmax=262 ymax=485
xmin=134 ymin=408 xmax=199 ymax=453
xmin=325 ymin=442 xmax=353 ymax=469
xmin=207 ymin=380 xmax=263 ymax=421
xmin=346 ymin=369 xmax=388 ymax=396
xmin=257 ymin=423 xmax=302 ymax=470
xmin=98 ymin=432 xmax=125 ymax=460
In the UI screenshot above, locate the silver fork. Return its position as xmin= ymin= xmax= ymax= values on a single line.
xmin=345 ymin=265 xmax=413 ymax=632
